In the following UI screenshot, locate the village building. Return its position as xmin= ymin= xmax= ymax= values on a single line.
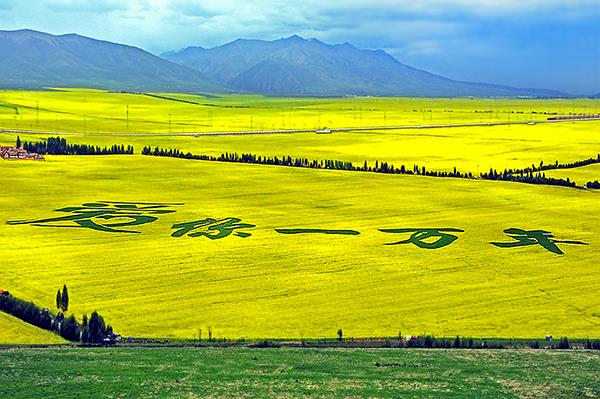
xmin=0 ymin=146 xmax=45 ymax=161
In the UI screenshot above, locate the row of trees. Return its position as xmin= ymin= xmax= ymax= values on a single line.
xmin=496 ymin=154 xmax=600 ymax=177
xmin=381 ymin=335 xmax=592 ymax=350
xmin=142 ymin=146 xmax=598 ymax=189
xmin=17 ymin=136 xmax=134 ymax=155
xmin=586 ymin=180 xmax=600 ymax=189
xmin=0 ymin=286 xmax=114 ymax=344
xmin=480 ymin=168 xmax=577 ymax=188
xmin=141 ymin=146 xmax=473 ymax=179
xmin=403 ymin=335 xmax=496 ymax=349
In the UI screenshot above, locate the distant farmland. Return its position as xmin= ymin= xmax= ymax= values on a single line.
xmin=2 ymin=89 xmax=599 ymax=181
xmin=1 ymin=89 xmax=600 ymax=343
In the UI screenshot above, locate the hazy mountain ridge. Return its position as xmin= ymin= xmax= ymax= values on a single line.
xmin=0 ymin=29 xmax=223 ymax=92
xmin=0 ymin=29 xmax=568 ymax=97
xmin=163 ymin=35 xmax=565 ymax=97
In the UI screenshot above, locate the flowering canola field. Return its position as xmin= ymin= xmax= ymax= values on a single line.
xmin=1 ymin=90 xmax=600 ymax=342
xmin=1 ymin=155 xmax=599 ymax=340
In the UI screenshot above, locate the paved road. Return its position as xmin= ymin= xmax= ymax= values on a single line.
xmin=1 ymin=117 xmax=599 ymax=138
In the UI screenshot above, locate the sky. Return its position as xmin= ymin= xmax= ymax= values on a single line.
xmin=1 ymin=0 xmax=599 ymax=95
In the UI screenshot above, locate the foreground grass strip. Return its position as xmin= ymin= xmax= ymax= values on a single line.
xmin=0 ymin=347 xmax=598 ymax=398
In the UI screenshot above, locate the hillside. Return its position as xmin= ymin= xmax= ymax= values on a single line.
xmin=0 ymin=29 xmax=223 ymax=92
xmin=0 ymin=312 xmax=66 ymax=344
xmin=163 ymin=35 xmax=564 ymax=97
xmin=2 ymin=150 xmax=599 ymax=339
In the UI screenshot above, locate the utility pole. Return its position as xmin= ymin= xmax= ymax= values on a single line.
xmin=126 ymin=105 xmax=129 ymax=131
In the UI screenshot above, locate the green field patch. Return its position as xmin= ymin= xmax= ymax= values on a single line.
xmin=0 ymin=348 xmax=598 ymax=398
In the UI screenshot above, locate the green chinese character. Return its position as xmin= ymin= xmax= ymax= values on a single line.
xmin=275 ymin=228 xmax=360 ymax=235
xmin=378 ymin=228 xmax=464 ymax=249
xmin=7 ymin=201 xmax=180 ymax=233
xmin=172 ymin=218 xmax=255 ymax=239
xmin=491 ymin=228 xmax=587 ymax=255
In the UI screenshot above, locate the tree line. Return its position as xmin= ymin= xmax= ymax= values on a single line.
xmin=17 ymin=136 xmax=134 ymax=156
xmin=480 ymin=168 xmax=576 ymax=188
xmin=142 ymin=145 xmax=597 ymax=190
xmin=0 ymin=285 xmax=115 ymax=344
xmin=383 ymin=335 xmax=597 ymax=350
xmin=508 ymin=155 xmax=600 ymax=174
xmin=141 ymin=146 xmax=473 ymax=179
xmin=586 ymin=180 xmax=600 ymax=189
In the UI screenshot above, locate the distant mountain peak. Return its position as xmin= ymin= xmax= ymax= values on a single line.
xmin=283 ymin=34 xmax=305 ymax=41
xmin=163 ymin=35 xmax=565 ymax=97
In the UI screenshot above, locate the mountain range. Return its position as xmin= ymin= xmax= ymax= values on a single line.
xmin=0 ymin=29 xmax=567 ymax=97
xmin=163 ymin=35 xmax=563 ymax=97
xmin=0 ymin=29 xmax=221 ymax=92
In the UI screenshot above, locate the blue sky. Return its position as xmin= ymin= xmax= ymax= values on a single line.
xmin=1 ymin=0 xmax=599 ymax=94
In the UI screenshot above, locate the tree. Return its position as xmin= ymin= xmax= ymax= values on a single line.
xmin=86 ymin=311 xmax=107 ymax=344
xmin=56 ymin=289 xmax=61 ymax=310
xmin=337 ymin=329 xmax=343 ymax=341
xmin=453 ymin=336 xmax=461 ymax=349
xmin=16 ymin=136 xmax=21 ymax=149
xmin=60 ymin=315 xmax=80 ymax=341
xmin=81 ymin=314 xmax=89 ymax=343
xmin=61 ymin=284 xmax=69 ymax=312
xmin=558 ymin=337 xmax=570 ymax=350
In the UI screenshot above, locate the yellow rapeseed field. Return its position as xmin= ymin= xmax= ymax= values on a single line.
xmin=2 ymin=89 xmax=599 ymax=180
xmin=1 ymin=90 xmax=600 ymax=342
xmin=1 ymin=88 xmax=598 ymax=134
xmin=1 ymin=155 xmax=599 ymax=340
xmin=0 ymin=312 xmax=66 ymax=344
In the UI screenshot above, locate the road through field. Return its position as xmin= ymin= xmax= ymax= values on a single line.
xmin=2 ymin=116 xmax=599 ymax=137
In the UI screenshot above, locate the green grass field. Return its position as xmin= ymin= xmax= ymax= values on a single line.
xmin=2 ymin=90 xmax=600 ymax=343
xmin=0 ymin=347 xmax=598 ymax=398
